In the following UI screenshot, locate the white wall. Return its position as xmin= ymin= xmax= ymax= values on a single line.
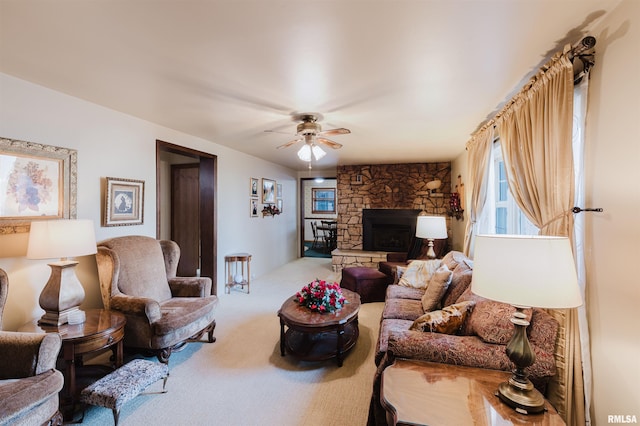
xmin=586 ymin=0 xmax=640 ymax=422
xmin=0 ymin=73 xmax=298 ymax=331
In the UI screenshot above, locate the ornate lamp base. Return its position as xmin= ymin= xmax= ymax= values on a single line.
xmin=497 ymin=377 xmax=546 ymax=414
xmin=496 ymin=306 xmax=547 ymax=415
xmin=38 ymin=260 xmax=86 ymax=326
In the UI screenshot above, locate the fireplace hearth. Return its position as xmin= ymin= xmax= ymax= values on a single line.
xmin=362 ymin=209 xmax=421 ymax=252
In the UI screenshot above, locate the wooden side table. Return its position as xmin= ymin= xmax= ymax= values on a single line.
xmin=381 ymin=359 xmax=565 ymax=426
xmin=225 ymin=252 xmax=251 ymax=293
xmin=19 ymin=308 xmax=126 ymax=420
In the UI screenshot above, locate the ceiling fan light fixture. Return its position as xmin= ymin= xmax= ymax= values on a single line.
xmin=297 ymin=144 xmax=312 ymax=162
xmin=312 ymin=144 xmax=326 ymax=160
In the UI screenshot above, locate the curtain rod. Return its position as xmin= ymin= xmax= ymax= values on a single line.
xmin=466 ymin=36 xmax=596 ymax=148
xmin=570 ymin=36 xmax=596 ymax=58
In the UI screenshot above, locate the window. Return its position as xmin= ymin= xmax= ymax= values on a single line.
xmin=489 ymin=141 xmax=538 ymax=235
xmin=311 ymin=188 xmax=336 ymax=214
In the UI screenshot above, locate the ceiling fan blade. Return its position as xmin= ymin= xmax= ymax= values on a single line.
xmin=318 ymin=128 xmax=351 ymax=136
xmin=276 ymin=138 xmax=302 ymax=149
xmin=317 ymin=137 xmax=343 ymax=149
xmin=265 ymin=129 xmax=295 ymax=136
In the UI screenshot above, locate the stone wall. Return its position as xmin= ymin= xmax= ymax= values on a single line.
xmin=331 ymin=249 xmax=389 ymax=273
xmin=336 ymin=162 xmax=451 ymax=250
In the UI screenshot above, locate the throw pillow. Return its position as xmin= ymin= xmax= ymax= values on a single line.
xmin=393 ymin=265 xmax=407 ymax=285
xmin=409 ymin=301 xmax=476 ymax=334
xmin=457 ymin=287 xmax=533 ymax=344
xmin=421 ymin=264 xmax=453 ymax=312
xmin=398 ymin=259 xmax=442 ymax=289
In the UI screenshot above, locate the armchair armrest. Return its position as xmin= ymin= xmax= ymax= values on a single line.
xmin=168 ymin=277 xmax=212 ymax=297
xmin=0 ymin=331 xmax=61 ymax=378
xmin=110 ymin=294 xmax=161 ymax=323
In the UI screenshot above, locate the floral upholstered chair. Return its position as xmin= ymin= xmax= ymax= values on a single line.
xmin=96 ymin=236 xmax=218 ymax=363
xmin=0 ymin=268 xmax=64 ymax=426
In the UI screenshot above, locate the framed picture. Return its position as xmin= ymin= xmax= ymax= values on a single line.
xmin=250 ymin=177 xmax=259 ymax=197
xmin=276 ymin=183 xmax=283 ymax=198
xmin=104 ymin=177 xmax=144 ymax=226
xmin=277 ymin=198 xmax=283 ymax=213
xmin=0 ymin=137 xmax=77 ymax=234
xmin=262 ymin=178 xmax=276 ymax=204
xmin=250 ymin=198 xmax=258 ymax=217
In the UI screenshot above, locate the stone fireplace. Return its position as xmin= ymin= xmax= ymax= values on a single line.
xmin=362 ymin=209 xmax=421 ymax=252
xmin=331 ymin=162 xmax=452 ymax=272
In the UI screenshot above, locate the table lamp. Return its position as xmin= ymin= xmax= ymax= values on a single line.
xmin=415 ymin=216 xmax=447 ymax=259
xmin=27 ymin=219 xmax=97 ymax=325
xmin=472 ymin=234 xmax=582 ymax=414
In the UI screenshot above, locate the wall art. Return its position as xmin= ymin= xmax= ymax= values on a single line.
xmin=104 ymin=177 xmax=144 ymax=226
xmin=262 ymin=178 xmax=275 ymax=204
xmin=0 ymin=137 xmax=77 ymax=234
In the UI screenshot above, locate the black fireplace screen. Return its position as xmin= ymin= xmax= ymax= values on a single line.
xmin=362 ymin=209 xmax=421 ymax=252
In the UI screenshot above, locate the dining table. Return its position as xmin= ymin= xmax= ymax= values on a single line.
xmin=316 ymin=222 xmax=337 ymax=252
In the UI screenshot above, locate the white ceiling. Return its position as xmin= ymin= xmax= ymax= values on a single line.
xmin=0 ymin=0 xmax=619 ymax=171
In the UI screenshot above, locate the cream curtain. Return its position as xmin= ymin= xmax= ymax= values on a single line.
xmin=463 ymin=126 xmax=493 ymax=256
xmin=572 ymin=78 xmax=593 ymax=425
xmin=495 ymin=48 xmax=575 ymax=237
xmin=494 ymin=46 xmax=584 ymax=425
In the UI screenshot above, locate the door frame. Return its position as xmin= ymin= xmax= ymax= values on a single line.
xmin=299 ymin=176 xmax=336 ymax=257
xmin=156 ymin=140 xmax=218 ymax=295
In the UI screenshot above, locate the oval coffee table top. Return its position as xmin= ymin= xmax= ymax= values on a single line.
xmin=278 ymin=288 xmax=361 ymax=328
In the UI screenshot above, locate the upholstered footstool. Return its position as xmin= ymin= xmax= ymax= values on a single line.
xmin=340 ymin=267 xmax=392 ymax=303
xmin=80 ymin=359 xmax=169 ymax=425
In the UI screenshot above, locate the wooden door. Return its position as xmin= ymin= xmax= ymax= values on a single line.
xmin=171 ymin=163 xmax=200 ymax=276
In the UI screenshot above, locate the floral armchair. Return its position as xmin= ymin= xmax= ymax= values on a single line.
xmin=96 ymin=236 xmax=218 ymax=363
xmin=0 ymin=268 xmax=64 ymax=426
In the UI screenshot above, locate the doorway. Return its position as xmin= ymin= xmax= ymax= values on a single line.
xmin=156 ymin=140 xmax=218 ymax=295
xmin=299 ymin=177 xmax=337 ymax=259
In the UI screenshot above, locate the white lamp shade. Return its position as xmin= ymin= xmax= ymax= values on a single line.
xmin=298 ymin=144 xmax=326 ymax=162
xmin=297 ymin=144 xmax=312 ymax=162
xmin=27 ymin=219 xmax=97 ymax=259
xmin=415 ymin=216 xmax=447 ymax=239
xmin=311 ymin=144 xmax=326 ymax=160
xmin=472 ymin=234 xmax=582 ymax=309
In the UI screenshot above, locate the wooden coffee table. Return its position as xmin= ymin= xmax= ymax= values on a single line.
xmin=278 ymin=288 xmax=360 ymax=367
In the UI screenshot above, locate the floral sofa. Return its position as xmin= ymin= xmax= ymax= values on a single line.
xmin=368 ymin=251 xmax=560 ymax=425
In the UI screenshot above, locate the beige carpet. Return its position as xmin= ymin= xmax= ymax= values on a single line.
xmin=81 ymin=258 xmax=383 ymax=425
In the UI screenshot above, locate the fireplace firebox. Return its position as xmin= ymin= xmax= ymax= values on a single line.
xmin=362 ymin=209 xmax=421 ymax=252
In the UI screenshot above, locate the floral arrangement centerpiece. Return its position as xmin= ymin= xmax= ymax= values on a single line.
xmin=295 ymin=279 xmax=348 ymax=313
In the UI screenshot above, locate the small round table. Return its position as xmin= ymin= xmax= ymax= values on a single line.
xmin=19 ymin=309 xmax=126 ymax=420
xmin=278 ymin=288 xmax=361 ymax=367
xmin=225 ymin=252 xmax=251 ymax=294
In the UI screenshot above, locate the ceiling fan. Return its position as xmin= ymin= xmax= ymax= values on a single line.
xmin=265 ymin=113 xmax=350 ymax=166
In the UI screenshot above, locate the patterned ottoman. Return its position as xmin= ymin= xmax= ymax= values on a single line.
xmin=340 ymin=267 xmax=392 ymax=303
xmin=80 ymin=359 xmax=169 ymax=425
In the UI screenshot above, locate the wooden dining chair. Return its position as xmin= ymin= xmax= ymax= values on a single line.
xmin=311 ymin=222 xmax=322 ymax=249
xmin=320 ymin=221 xmax=337 ymax=251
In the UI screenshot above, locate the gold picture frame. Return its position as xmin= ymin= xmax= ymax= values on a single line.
xmin=104 ymin=177 xmax=145 ymax=226
xmin=0 ymin=137 xmax=77 ymax=234
xmin=250 ymin=177 xmax=259 ymax=197
xmin=262 ymin=178 xmax=276 ymax=204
